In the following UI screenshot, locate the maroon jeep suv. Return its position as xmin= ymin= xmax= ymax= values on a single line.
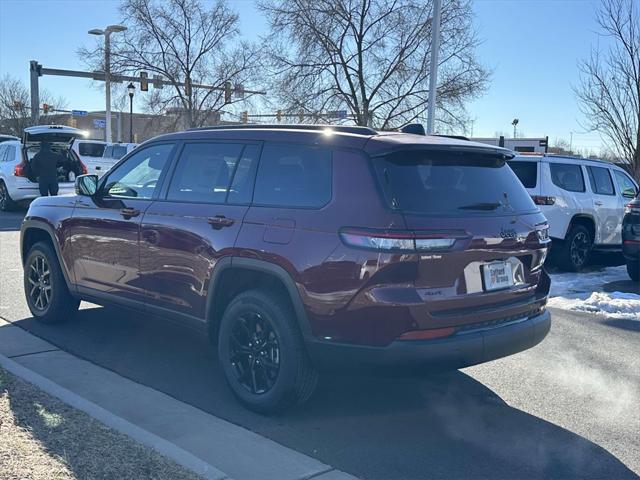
xmin=21 ymin=125 xmax=551 ymax=412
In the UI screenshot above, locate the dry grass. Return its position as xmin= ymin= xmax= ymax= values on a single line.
xmin=0 ymin=367 xmax=202 ymax=480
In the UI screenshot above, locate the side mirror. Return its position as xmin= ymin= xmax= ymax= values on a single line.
xmin=622 ymin=187 xmax=638 ymax=199
xmin=75 ymin=174 xmax=98 ymax=196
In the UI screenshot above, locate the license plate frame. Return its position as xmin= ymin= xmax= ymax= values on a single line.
xmin=481 ymin=261 xmax=514 ymax=292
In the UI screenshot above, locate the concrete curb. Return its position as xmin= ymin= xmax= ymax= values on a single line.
xmin=0 ymin=352 xmax=228 ymax=480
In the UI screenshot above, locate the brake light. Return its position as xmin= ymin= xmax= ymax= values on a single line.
xmin=80 ymin=160 xmax=88 ymax=175
xmin=625 ymin=203 xmax=640 ymax=214
xmin=13 ymin=161 xmax=27 ymax=177
xmin=340 ymin=228 xmax=463 ymax=252
xmin=531 ymin=195 xmax=555 ymax=205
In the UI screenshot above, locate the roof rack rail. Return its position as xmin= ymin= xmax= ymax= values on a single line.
xmin=187 ymin=124 xmax=378 ymax=136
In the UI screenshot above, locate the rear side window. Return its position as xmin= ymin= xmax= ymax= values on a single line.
xmin=550 ymin=163 xmax=585 ymax=192
xmin=508 ymin=161 xmax=537 ymax=188
xmin=373 ymin=150 xmax=537 ymax=215
xmin=254 ymin=144 xmax=332 ymax=208
xmin=586 ymin=166 xmax=615 ymax=195
xmin=78 ymin=142 xmax=106 ymax=157
xmin=167 ymin=143 xmax=244 ymax=204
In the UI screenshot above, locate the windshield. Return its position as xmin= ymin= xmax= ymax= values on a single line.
xmin=373 ymin=150 xmax=537 ymax=215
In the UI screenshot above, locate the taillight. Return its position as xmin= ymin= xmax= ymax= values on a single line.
xmin=536 ymin=223 xmax=551 ymax=244
xmin=80 ymin=160 xmax=88 ymax=175
xmin=625 ymin=203 xmax=640 ymax=214
xmin=339 ymin=228 xmax=463 ymax=252
xmin=13 ymin=161 xmax=27 ymax=177
xmin=531 ymin=195 xmax=555 ymax=205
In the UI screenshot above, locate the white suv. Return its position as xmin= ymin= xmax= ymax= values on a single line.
xmin=0 ymin=125 xmax=88 ymax=211
xmin=508 ymin=154 xmax=639 ymax=270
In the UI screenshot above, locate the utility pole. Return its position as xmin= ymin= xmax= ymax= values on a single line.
xmin=426 ymin=0 xmax=442 ymax=135
xmin=89 ymin=25 xmax=127 ymax=143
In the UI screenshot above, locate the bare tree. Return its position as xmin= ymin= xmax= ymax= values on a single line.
xmin=576 ymin=0 xmax=640 ymax=179
xmin=0 ymin=75 xmax=67 ymax=136
xmin=80 ymin=0 xmax=261 ymax=129
xmin=259 ymin=0 xmax=488 ymax=129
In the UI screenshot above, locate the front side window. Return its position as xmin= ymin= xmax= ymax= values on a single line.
xmin=587 ymin=166 xmax=615 ymax=195
xmin=508 ymin=161 xmax=537 ymax=188
xmin=102 ymin=143 xmax=173 ymax=199
xmin=253 ymin=144 xmax=332 ymax=208
xmin=613 ymin=170 xmax=638 ymax=198
xmin=550 ymin=163 xmax=585 ymax=192
xmin=166 ymin=142 xmax=244 ymax=204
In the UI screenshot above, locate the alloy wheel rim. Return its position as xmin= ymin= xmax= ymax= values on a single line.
xmin=571 ymin=232 xmax=589 ymax=266
xmin=228 ymin=311 xmax=280 ymax=395
xmin=27 ymin=255 xmax=52 ymax=311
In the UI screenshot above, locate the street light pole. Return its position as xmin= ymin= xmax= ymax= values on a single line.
xmin=426 ymin=0 xmax=442 ymax=135
xmin=89 ymin=25 xmax=126 ymax=143
xmin=127 ymin=82 xmax=135 ymax=143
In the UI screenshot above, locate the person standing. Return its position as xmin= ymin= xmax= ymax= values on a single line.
xmin=31 ymin=142 xmax=63 ymax=196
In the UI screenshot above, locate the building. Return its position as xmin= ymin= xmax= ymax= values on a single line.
xmin=471 ymin=136 xmax=549 ymax=154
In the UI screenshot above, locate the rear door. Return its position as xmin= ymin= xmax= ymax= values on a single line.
xmin=68 ymin=142 xmax=175 ymax=304
xmin=139 ymin=141 xmax=260 ymax=320
xmin=371 ymin=149 xmax=548 ymax=324
xmin=586 ymin=165 xmax=620 ymax=244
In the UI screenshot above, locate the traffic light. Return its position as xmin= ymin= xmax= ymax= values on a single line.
xmin=276 ymin=110 xmax=282 ymax=122
xmin=140 ymin=71 xmax=148 ymax=91
xmin=224 ymin=81 xmax=232 ymax=104
xmin=241 ymin=111 xmax=248 ymax=123
xmin=42 ymin=103 xmax=49 ymax=114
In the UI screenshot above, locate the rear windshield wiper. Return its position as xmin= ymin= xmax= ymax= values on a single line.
xmin=457 ymin=202 xmax=502 ymax=211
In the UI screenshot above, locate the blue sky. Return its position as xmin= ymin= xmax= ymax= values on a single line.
xmin=0 ymin=0 xmax=606 ymax=152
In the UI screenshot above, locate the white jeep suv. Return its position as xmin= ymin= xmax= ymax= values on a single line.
xmin=508 ymin=154 xmax=639 ymax=271
xmin=0 ymin=125 xmax=88 ymax=211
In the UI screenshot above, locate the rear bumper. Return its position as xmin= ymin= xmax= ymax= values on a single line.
xmin=306 ymin=309 xmax=550 ymax=370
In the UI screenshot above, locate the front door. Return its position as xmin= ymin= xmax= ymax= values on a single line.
xmin=586 ymin=165 xmax=620 ymax=245
xmin=139 ymin=141 xmax=260 ymax=320
xmin=68 ymin=143 xmax=175 ymax=304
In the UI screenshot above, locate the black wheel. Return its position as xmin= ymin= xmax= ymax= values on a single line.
xmin=24 ymin=241 xmax=79 ymax=324
xmin=218 ymin=289 xmax=318 ymax=413
xmin=627 ymin=260 xmax=640 ymax=282
xmin=0 ymin=180 xmax=16 ymax=212
xmin=556 ymin=224 xmax=592 ymax=271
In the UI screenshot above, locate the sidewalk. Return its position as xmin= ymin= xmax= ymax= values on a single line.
xmin=0 ymin=317 xmax=358 ymax=480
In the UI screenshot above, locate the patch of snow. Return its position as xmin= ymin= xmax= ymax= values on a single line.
xmin=548 ymin=266 xmax=640 ymax=321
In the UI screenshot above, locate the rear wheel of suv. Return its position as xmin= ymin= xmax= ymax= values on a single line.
xmin=0 ymin=181 xmax=16 ymax=211
xmin=627 ymin=260 xmax=640 ymax=282
xmin=218 ymin=289 xmax=318 ymax=413
xmin=24 ymin=241 xmax=79 ymax=324
xmin=556 ymin=224 xmax=592 ymax=271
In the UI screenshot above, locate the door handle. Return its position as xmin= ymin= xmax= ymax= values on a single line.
xmin=594 ymin=201 xmax=604 ymax=206
xmin=120 ymin=207 xmax=141 ymax=218
xmin=208 ymin=215 xmax=235 ymax=229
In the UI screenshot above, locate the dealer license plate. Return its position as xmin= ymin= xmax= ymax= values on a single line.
xmin=482 ymin=261 xmax=513 ymax=291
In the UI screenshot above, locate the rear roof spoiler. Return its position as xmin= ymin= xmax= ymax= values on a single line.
xmin=398 ymin=124 xmax=470 ymax=142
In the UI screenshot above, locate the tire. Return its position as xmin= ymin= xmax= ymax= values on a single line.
xmin=218 ymin=289 xmax=318 ymax=413
xmin=24 ymin=241 xmax=79 ymax=324
xmin=556 ymin=224 xmax=592 ymax=271
xmin=0 ymin=180 xmax=16 ymax=212
xmin=627 ymin=260 xmax=640 ymax=282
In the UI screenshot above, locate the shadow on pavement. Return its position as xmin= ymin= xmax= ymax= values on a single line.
xmin=602 ymin=279 xmax=640 ymax=295
xmin=0 ymin=210 xmax=26 ymax=232
xmin=11 ymin=306 xmax=639 ymax=480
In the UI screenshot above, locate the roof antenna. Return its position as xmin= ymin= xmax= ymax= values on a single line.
xmin=399 ymin=123 xmax=426 ymax=136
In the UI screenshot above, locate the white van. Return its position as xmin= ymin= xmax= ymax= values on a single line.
xmin=508 ymin=154 xmax=639 ymax=270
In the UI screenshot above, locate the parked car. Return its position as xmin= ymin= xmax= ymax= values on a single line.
xmin=508 ymin=154 xmax=639 ymax=271
xmin=0 ymin=125 xmax=87 ymax=211
xmin=21 ymin=124 xmax=551 ymax=412
xmin=71 ymin=139 xmax=107 ymax=177
xmin=92 ymin=142 xmax=139 ymax=177
xmin=0 ymin=134 xmax=20 ymax=143
xmin=622 ymin=193 xmax=640 ymax=281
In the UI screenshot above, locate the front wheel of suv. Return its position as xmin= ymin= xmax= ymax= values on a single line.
xmin=0 ymin=181 xmax=16 ymax=212
xmin=24 ymin=241 xmax=80 ymax=324
xmin=218 ymin=289 xmax=318 ymax=413
xmin=627 ymin=260 xmax=640 ymax=282
xmin=556 ymin=224 xmax=592 ymax=271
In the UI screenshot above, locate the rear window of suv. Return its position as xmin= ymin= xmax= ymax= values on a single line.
xmin=78 ymin=142 xmax=106 ymax=157
xmin=508 ymin=160 xmax=537 ymax=188
xmin=373 ymin=150 xmax=537 ymax=215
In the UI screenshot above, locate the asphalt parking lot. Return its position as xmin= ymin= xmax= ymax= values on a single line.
xmin=0 ymin=211 xmax=638 ymax=479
